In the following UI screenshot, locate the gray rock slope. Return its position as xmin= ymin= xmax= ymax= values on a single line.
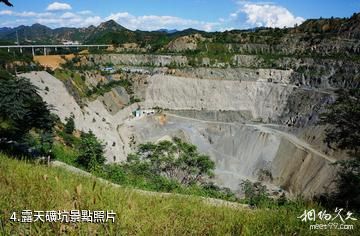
xmin=20 ymin=71 xmax=138 ymax=162
xmin=122 ymin=114 xmax=336 ymax=198
xmin=144 ymin=74 xmax=296 ymax=122
xmin=21 ymin=70 xmax=340 ymax=198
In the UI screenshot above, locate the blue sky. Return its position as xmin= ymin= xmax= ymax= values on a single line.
xmin=0 ymin=0 xmax=359 ymax=31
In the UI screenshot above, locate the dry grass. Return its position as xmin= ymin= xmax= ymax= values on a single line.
xmin=33 ymin=55 xmax=75 ymax=70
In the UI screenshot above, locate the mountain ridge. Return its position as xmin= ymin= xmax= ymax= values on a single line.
xmin=0 ymin=13 xmax=359 ymax=52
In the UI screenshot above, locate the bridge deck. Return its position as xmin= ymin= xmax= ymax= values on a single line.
xmin=0 ymin=45 xmax=111 ymax=48
xmin=0 ymin=44 xmax=111 ymax=56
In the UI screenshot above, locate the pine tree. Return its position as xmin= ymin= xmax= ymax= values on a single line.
xmin=321 ymin=89 xmax=360 ymax=210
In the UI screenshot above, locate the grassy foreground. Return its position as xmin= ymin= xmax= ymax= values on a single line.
xmin=0 ymin=153 xmax=359 ymax=235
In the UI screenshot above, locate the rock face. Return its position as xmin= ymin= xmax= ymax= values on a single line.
xmin=87 ymin=52 xmax=360 ymax=90
xmin=98 ymin=87 xmax=130 ymax=115
xmin=168 ymin=67 xmax=293 ymax=82
xmin=88 ymin=54 xmax=188 ymax=67
xmin=123 ymin=114 xmax=337 ymax=198
xmin=15 ymin=13 xmax=360 ymax=200
xmin=144 ymin=74 xmax=296 ymax=121
xmin=166 ymin=34 xmax=204 ymax=52
xmin=232 ymin=55 xmax=265 ymax=68
xmin=21 ymin=64 xmax=342 ymax=199
xmin=20 ymin=71 xmax=138 ymax=162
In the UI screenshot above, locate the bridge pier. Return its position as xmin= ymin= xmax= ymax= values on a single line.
xmin=32 ymin=47 xmax=35 ymax=57
xmin=7 ymin=47 xmax=10 ymax=53
xmin=19 ymin=47 xmax=23 ymax=53
xmin=44 ymin=47 xmax=47 ymax=56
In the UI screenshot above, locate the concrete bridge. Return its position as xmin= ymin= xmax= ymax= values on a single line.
xmin=0 ymin=44 xmax=111 ymax=56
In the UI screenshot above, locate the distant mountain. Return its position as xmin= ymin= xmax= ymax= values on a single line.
xmin=97 ymin=20 xmax=127 ymax=31
xmin=0 ymin=27 xmax=12 ymax=35
xmin=0 ymin=24 xmax=71 ymax=44
xmin=0 ymin=13 xmax=359 ymax=46
xmin=156 ymin=29 xmax=179 ymax=34
xmin=0 ymin=20 xmax=171 ymax=45
xmin=0 ymin=20 xmax=128 ymax=44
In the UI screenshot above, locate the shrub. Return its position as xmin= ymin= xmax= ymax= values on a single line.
xmin=76 ymin=131 xmax=105 ymax=172
xmin=127 ymin=137 xmax=215 ymax=186
xmin=240 ymin=180 xmax=270 ymax=207
xmin=0 ymin=76 xmax=54 ymax=157
xmin=320 ymin=89 xmax=360 ymax=211
xmin=64 ymin=114 xmax=75 ymax=134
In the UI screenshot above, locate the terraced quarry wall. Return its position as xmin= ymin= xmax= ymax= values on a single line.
xmin=144 ymin=74 xmax=296 ymax=121
xmin=89 ymin=54 xmax=188 ymax=67
xmin=20 ymin=68 xmax=340 ymax=198
xmin=122 ymin=114 xmax=337 ymax=198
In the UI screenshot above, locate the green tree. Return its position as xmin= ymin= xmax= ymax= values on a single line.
xmin=0 ymin=76 xmax=54 ymax=156
xmin=0 ymin=77 xmax=53 ymax=140
xmin=127 ymin=137 xmax=215 ymax=185
xmin=320 ymin=88 xmax=360 ymax=210
xmin=240 ymin=180 xmax=269 ymax=207
xmin=76 ymin=131 xmax=105 ymax=171
xmin=321 ymin=89 xmax=360 ymax=151
xmin=64 ymin=114 xmax=75 ymax=134
xmin=39 ymin=131 xmax=54 ymax=155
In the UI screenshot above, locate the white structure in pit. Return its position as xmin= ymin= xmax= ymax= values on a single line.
xmin=134 ymin=109 xmax=156 ymax=118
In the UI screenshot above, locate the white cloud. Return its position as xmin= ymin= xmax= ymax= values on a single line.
xmin=0 ymin=19 xmax=28 ymax=27
xmin=1 ymin=9 xmax=223 ymax=31
xmin=61 ymin=12 xmax=78 ymax=19
xmin=35 ymin=18 xmax=63 ymax=25
xmin=234 ymin=2 xmax=304 ymax=28
xmin=0 ymin=10 xmax=13 ymax=15
xmin=35 ymin=12 xmax=103 ymax=28
xmin=0 ymin=2 xmax=305 ymax=31
xmin=78 ymin=10 xmax=92 ymax=15
xmin=18 ymin=11 xmax=53 ymax=17
xmin=0 ymin=10 xmax=53 ymax=18
xmin=46 ymin=2 xmax=72 ymax=11
xmin=83 ymin=16 xmax=103 ymax=26
xmin=106 ymin=12 xmax=218 ymax=31
xmin=15 ymin=11 xmax=37 ymax=17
